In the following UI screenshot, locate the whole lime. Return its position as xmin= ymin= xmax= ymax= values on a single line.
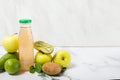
xmin=4 ymin=59 xmax=20 ymax=75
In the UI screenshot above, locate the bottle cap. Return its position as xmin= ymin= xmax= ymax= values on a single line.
xmin=19 ymin=19 xmax=32 ymax=23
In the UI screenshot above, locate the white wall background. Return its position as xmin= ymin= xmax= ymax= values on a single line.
xmin=0 ymin=0 xmax=120 ymax=46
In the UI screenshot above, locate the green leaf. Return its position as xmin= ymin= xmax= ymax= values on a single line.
xmin=29 ymin=66 xmax=35 ymax=73
xmin=35 ymin=63 xmax=42 ymax=73
xmin=38 ymin=73 xmax=46 ymax=77
xmin=51 ymin=78 xmax=59 ymax=80
xmin=61 ymin=67 xmax=67 ymax=74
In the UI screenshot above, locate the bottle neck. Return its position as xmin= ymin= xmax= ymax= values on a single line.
xmin=20 ymin=23 xmax=31 ymax=28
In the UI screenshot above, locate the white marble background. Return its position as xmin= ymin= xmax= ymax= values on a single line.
xmin=0 ymin=0 xmax=120 ymax=46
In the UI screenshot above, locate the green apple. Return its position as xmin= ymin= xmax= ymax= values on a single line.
xmin=35 ymin=52 xmax=52 ymax=65
xmin=53 ymin=50 xmax=71 ymax=68
xmin=2 ymin=34 xmax=18 ymax=53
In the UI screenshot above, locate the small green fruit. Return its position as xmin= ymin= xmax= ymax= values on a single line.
xmin=2 ymin=34 xmax=18 ymax=53
xmin=53 ymin=50 xmax=71 ymax=68
xmin=4 ymin=59 xmax=20 ymax=75
xmin=35 ymin=52 xmax=52 ymax=65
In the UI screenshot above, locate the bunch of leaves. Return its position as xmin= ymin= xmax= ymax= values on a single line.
xmin=29 ymin=62 xmax=42 ymax=74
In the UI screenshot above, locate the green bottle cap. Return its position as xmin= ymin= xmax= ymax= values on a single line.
xmin=19 ymin=19 xmax=32 ymax=23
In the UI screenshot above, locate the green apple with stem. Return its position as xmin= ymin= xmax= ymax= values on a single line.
xmin=2 ymin=34 xmax=18 ymax=53
xmin=53 ymin=50 xmax=71 ymax=68
xmin=35 ymin=52 xmax=52 ymax=65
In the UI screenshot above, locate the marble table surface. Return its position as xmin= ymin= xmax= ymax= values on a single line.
xmin=0 ymin=46 xmax=120 ymax=80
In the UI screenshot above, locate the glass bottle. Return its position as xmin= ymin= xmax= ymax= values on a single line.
xmin=18 ymin=19 xmax=34 ymax=71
